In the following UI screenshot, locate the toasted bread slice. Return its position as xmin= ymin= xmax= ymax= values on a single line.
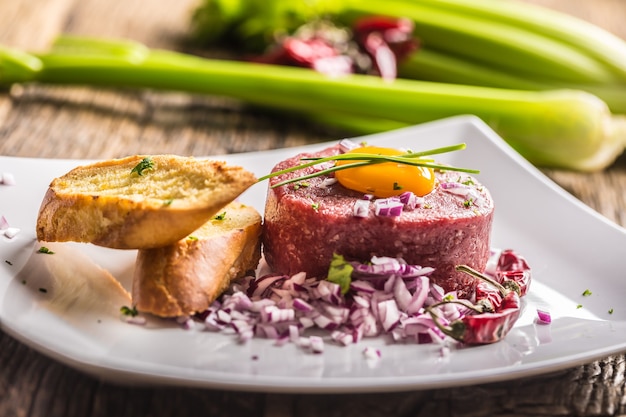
xmin=131 ymin=202 xmax=262 ymax=318
xmin=36 ymin=155 xmax=256 ymax=249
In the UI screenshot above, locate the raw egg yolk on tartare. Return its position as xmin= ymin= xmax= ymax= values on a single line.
xmin=334 ymin=146 xmax=435 ymax=198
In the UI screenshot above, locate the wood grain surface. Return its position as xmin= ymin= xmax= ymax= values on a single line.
xmin=1 ymin=1 xmax=626 ymax=416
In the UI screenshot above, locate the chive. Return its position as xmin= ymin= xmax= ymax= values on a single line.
xmin=37 ymin=246 xmax=54 ymax=254
xmin=258 ymin=143 xmax=476 ymax=188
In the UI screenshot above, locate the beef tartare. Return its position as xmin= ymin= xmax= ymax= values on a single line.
xmin=262 ymin=143 xmax=494 ymax=299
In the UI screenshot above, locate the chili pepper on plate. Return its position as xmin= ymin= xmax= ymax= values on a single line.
xmin=427 ymin=263 xmax=527 ymax=345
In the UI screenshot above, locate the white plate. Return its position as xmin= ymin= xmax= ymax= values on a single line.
xmin=1 ymin=115 xmax=625 ymax=393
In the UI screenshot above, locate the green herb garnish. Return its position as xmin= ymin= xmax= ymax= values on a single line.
xmin=213 ymin=211 xmax=227 ymax=220
xmin=311 ymin=202 xmax=320 ymax=212
xmin=582 ymin=289 xmax=592 ymax=296
xmin=393 ymin=182 xmax=403 ymax=190
xmin=37 ymin=246 xmax=54 ymax=254
xmin=131 ymin=157 xmax=154 ymax=176
xmin=609 ymin=308 xmax=614 ymax=314
xmin=257 ymin=143 xmax=478 ymax=188
xmin=120 ymin=305 xmax=139 ymax=317
xmin=187 ymin=235 xmax=199 ymax=241
xmin=327 ymin=254 xmax=354 ymax=294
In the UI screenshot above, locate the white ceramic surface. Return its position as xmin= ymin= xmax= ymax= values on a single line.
xmin=1 ymin=115 xmax=625 ymax=393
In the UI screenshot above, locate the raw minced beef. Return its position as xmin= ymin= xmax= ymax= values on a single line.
xmin=262 ymin=145 xmax=494 ymax=299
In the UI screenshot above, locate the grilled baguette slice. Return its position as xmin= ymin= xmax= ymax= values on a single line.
xmin=131 ymin=202 xmax=262 ymax=317
xmin=36 ymin=155 xmax=256 ymax=249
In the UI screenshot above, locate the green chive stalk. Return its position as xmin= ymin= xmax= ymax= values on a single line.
xmin=1 ymin=36 xmax=625 ymax=171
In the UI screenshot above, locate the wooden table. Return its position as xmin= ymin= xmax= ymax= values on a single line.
xmin=1 ymin=1 xmax=626 ymax=415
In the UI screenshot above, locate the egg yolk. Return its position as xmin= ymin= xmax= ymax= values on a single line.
xmin=334 ymin=146 xmax=435 ymax=198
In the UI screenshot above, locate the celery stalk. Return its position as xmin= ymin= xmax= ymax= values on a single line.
xmin=1 ymin=37 xmax=620 ymax=171
xmin=414 ymin=0 xmax=626 ymax=81
xmin=399 ymin=48 xmax=626 ymax=114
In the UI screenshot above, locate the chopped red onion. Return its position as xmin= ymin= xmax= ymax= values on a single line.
xmin=439 ymin=182 xmax=471 ymax=195
xmin=440 ymin=182 xmax=484 ymax=207
xmin=177 ymin=316 xmax=195 ymax=330
xmin=309 ymin=335 xmax=325 ymax=353
xmin=362 ymin=346 xmax=381 ymax=360
xmin=321 ymin=177 xmax=338 ymax=187
xmin=312 ymin=161 xmax=335 ymax=171
xmin=399 ymin=191 xmax=422 ymax=210
xmin=1 ymin=172 xmax=15 ymax=186
xmin=536 ymin=309 xmax=552 ymax=324
xmin=198 ymin=250 xmax=525 ymax=354
xmin=374 ymin=198 xmax=403 ymax=217
xmin=0 ymin=216 xmax=9 ymax=231
xmin=338 ymin=138 xmax=359 ymax=152
xmin=3 ymin=227 xmax=20 ymax=239
xmin=124 ymin=316 xmax=147 ymax=325
xmin=352 ymin=199 xmax=370 ymax=218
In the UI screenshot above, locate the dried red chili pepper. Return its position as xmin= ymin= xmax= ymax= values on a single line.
xmin=496 ymin=249 xmax=531 ymax=296
xmin=427 ymin=264 xmax=524 ymax=345
xmin=456 ymin=290 xmax=521 ymax=345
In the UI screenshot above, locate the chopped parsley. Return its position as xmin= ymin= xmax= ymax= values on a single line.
xmin=130 ymin=157 xmax=154 ymax=176
xmin=326 ymin=254 xmax=354 ymax=294
xmin=463 ymin=198 xmax=474 ymax=208
xmin=576 ymin=304 xmax=583 ymax=309
xmin=37 ymin=246 xmax=54 ymax=255
xmin=582 ymin=289 xmax=592 ymax=296
xmin=393 ymin=182 xmax=403 ymax=190
xmin=187 ymin=235 xmax=199 ymax=241
xmin=120 ymin=305 xmax=139 ymax=317
xmin=609 ymin=308 xmax=614 ymax=315
xmin=213 ymin=211 xmax=227 ymax=221
xmin=293 ymin=181 xmax=310 ymax=190
xmin=163 ymin=198 xmax=174 ymax=206
xmin=311 ymin=202 xmax=320 ymax=212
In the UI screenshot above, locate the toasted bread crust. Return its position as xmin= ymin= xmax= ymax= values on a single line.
xmin=132 ymin=202 xmax=262 ymax=317
xmin=36 ymin=155 xmax=256 ymax=249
